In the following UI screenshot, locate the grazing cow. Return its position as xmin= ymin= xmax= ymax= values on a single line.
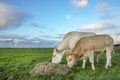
xmin=52 ymin=31 xmax=96 ymax=64
xmin=67 ymin=35 xmax=114 ymax=70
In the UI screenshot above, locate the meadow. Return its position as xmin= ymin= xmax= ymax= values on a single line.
xmin=0 ymin=48 xmax=120 ymax=80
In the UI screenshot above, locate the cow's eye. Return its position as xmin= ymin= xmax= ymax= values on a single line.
xmin=69 ymin=59 xmax=72 ymax=61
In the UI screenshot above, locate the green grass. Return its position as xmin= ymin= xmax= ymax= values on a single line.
xmin=0 ymin=48 xmax=120 ymax=80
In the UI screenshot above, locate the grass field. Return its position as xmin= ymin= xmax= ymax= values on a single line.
xmin=0 ymin=48 xmax=120 ymax=80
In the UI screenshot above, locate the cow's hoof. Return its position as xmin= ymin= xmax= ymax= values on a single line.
xmin=105 ymin=66 xmax=108 ymax=69
xmin=109 ymin=64 xmax=112 ymax=67
xmin=82 ymin=66 xmax=85 ymax=69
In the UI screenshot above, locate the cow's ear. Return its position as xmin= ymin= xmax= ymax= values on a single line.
xmin=72 ymin=52 xmax=76 ymax=57
xmin=67 ymin=50 xmax=71 ymax=54
xmin=74 ymin=53 xmax=78 ymax=57
xmin=56 ymin=48 xmax=59 ymax=52
xmin=75 ymin=53 xmax=84 ymax=59
xmin=66 ymin=51 xmax=71 ymax=56
xmin=74 ymin=53 xmax=81 ymax=60
xmin=54 ymin=48 xmax=59 ymax=52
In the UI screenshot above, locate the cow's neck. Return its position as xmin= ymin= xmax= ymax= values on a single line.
xmin=57 ymin=41 xmax=68 ymax=52
xmin=57 ymin=45 xmax=66 ymax=52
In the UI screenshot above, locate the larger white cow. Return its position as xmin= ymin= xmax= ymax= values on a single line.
xmin=52 ymin=31 xmax=96 ymax=64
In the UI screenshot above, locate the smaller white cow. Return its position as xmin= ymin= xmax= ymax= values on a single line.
xmin=52 ymin=31 xmax=96 ymax=64
xmin=67 ymin=35 xmax=114 ymax=70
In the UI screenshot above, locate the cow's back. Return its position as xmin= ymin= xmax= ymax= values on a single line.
xmin=62 ymin=31 xmax=96 ymax=50
xmin=88 ymin=35 xmax=113 ymax=47
xmin=74 ymin=35 xmax=114 ymax=52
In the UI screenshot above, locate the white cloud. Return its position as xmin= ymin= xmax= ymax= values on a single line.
xmin=111 ymin=35 xmax=120 ymax=44
xmin=96 ymin=2 xmax=108 ymax=12
xmin=0 ymin=34 xmax=60 ymax=48
xmin=72 ymin=0 xmax=88 ymax=8
xmin=0 ymin=38 xmax=12 ymax=41
xmin=81 ymin=23 xmax=104 ymax=30
xmin=96 ymin=3 xmax=120 ymax=20
xmin=80 ymin=22 xmax=120 ymax=34
xmin=79 ymin=22 xmax=120 ymax=44
xmin=80 ymin=22 xmax=106 ymax=34
xmin=0 ymin=3 xmax=29 ymax=29
xmin=66 ymin=15 xmax=72 ymax=20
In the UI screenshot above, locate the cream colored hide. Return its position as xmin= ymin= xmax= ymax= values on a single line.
xmin=52 ymin=31 xmax=96 ymax=64
xmin=67 ymin=35 xmax=114 ymax=70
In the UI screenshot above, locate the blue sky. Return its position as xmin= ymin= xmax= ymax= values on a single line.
xmin=0 ymin=0 xmax=120 ymax=48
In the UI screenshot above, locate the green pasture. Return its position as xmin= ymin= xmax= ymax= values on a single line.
xmin=0 ymin=48 xmax=120 ymax=80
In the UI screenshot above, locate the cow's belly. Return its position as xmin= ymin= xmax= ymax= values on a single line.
xmin=94 ymin=45 xmax=105 ymax=52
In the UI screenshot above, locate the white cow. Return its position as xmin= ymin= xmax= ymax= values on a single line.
xmin=52 ymin=31 xmax=96 ymax=64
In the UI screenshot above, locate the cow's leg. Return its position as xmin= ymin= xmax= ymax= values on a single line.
xmin=88 ymin=51 xmax=95 ymax=70
xmin=96 ymin=53 xmax=99 ymax=63
xmin=105 ymin=47 xmax=112 ymax=68
xmin=108 ymin=55 xmax=112 ymax=67
xmin=82 ymin=59 xmax=87 ymax=69
xmin=108 ymin=49 xmax=112 ymax=67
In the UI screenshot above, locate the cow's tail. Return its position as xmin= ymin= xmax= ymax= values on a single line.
xmin=112 ymin=47 xmax=115 ymax=54
xmin=112 ymin=45 xmax=115 ymax=54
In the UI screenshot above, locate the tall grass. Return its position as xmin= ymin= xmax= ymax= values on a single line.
xmin=0 ymin=48 xmax=120 ymax=80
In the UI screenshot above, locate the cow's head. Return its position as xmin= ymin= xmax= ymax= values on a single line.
xmin=67 ymin=52 xmax=77 ymax=68
xmin=52 ymin=48 xmax=65 ymax=64
xmin=67 ymin=49 xmax=86 ymax=68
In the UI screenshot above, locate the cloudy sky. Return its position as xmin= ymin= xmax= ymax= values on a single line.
xmin=0 ymin=0 xmax=120 ymax=48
